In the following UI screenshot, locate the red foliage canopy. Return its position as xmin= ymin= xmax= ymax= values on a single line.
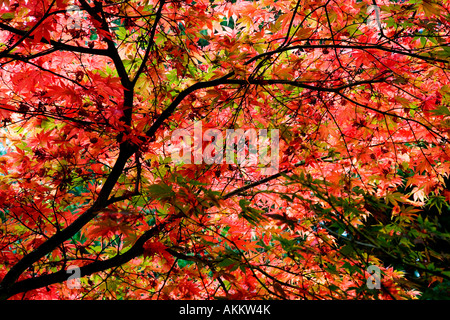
xmin=0 ymin=0 xmax=449 ymax=299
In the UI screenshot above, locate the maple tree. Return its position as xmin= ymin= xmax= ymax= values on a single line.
xmin=0 ymin=0 xmax=450 ymax=300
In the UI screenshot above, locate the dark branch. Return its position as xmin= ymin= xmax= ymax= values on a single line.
xmin=2 ymin=213 xmax=182 ymax=299
xmin=144 ymin=72 xmax=236 ymax=138
xmin=244 ymin=43 xmax=450 ymax=65
xmin=131 ymin=0 xmax=165 ymax=86
xmin=0 ymin=142 xmax=137 ymax=299
xmin=0 ymin=22 xmax=109 ymax=57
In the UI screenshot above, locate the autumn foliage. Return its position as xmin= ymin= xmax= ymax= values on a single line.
xmin=0 ymin=0 xmax=450 ymax=300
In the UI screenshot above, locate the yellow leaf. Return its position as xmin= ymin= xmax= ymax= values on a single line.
xmin=237 ymin=15 xmax=253 ymax=29
xmin=421 ymin=0 xmax=441 ymax=17
xmin=295 ymin=28 xmax=313 ymax=39
xmin=395 ymin=96 xmax=411 ymax=108
xmin=192 ymin=51 xmax=208 ymax=64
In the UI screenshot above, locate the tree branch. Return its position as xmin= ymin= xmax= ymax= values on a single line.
xmin=223 ymin=76 xmax=391 ymax=93
xmin=244 ymin=43 xmax=449 ymax=65
xmin=1 ymin=53 xmax=89 ymax=90
xmin=144 ymin=72 xmax=236 ymax=138
xmin=2 ymin=213 xmax=182 ymax=299
xmin=131 ymin=0 xmax=165 ymax=86
xmin=0 ymin=22 xmax=109 ymax=57
xmin=0 ymin=0 xmax=56 ymax=57
xmin=77 ymin=0 xmax=131 ymax=88
xmin=0 ymin=142 xmax=137 ymax=299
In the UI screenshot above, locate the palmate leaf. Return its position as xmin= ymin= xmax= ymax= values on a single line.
xmin=429 ymin=105 xmax=450 ymax=116
xmin=238 ymin=199 xmax=266 ymax=225
xmin=147 ymin=183 xmax=175 ymax=201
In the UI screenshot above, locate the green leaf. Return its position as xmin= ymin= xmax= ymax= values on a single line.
xmin=218 ymin=258 xmax=236 ymax=267
xmin=1 ymin=12 xmax=14 ymax=20
xmin=430 ymin=105 xmax=450 ymax=116
xmin=147 ymin=183 xmax=175 ymax=200
xmin=420 ymin=37 xmax=427 ymax=47
xmin=346 ymin=24 xmax=363 ymax=36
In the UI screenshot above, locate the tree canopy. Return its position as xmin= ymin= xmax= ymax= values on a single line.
xmin=0 ymin=0 xmax=449 ymax=300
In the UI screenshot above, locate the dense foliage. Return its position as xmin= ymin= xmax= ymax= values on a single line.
xmin=0 ymin=0 xmax=449 ymax=299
